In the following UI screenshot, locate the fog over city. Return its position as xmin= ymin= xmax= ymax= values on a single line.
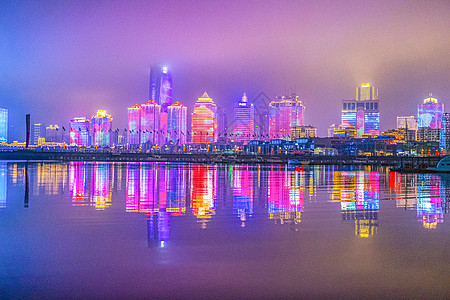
xmin=1 ymin=0 xmax=450 ymax=140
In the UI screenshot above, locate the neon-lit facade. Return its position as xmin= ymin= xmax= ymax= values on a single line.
xmin=91 ymin=110 xmax=112 ymax=147
xmin=46 ymin=124 xmax=61 ymax=143
xmin=140 ymin=100 xmax=161 ymax=146
xmin=233 ymin=92 xmax=255 ymax=144
xmin=69 ymin=118 xmax=90 ymax=146
xmin=417 ymin=174 xmax=443 ymax=229
xmin=168 ymin=101 xmax=187 ymax=144
xmin=191 ymin=91 xmax=218 ymax=144
xmin=0 ymin=108 xmax=8 ymax=142
xmin=269 ymin=94 xmax=305 ymax=140
xmin=69 ymin=162 xmax=88 ymax=205
xmin=149 ymin=66 xmax=172 ymax=113
xmin=418 ymin=94 xmax=444 ymax=129
xmin=341 ymin=83 xmax=379 ymax=137
xmin=127 ymin=104 xmax=141 ymax=145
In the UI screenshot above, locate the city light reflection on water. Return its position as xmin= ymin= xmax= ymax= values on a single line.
xmin=1 ymin=161 xmax=450 ymax=298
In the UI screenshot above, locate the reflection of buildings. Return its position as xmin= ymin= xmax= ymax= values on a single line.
xmin=125 ymin=162 xmax=186 ymax=247
xmin=0 ymin=162 xmax=6 ymax=208
xmin=268 ymin=167 xmax=303 ymax=229
xmin=333 ymin=170 xmax=379 ymax=237
xmin=34 ymin=163 xmax=67 ymax=195
xmin=389 ymin=172 xmax=418 ymax=210
xmin=69 ymin=162 xmax=89 ymax=206
xmin=417 ymin=174 xmax=444 ymax=229
xmin=91 ymin=163 xmax=112 ymax=210
xmin=232 ymin=166 xmax=254 ymax=227
xmin=190 ymin=165 xmax=217 ymax=228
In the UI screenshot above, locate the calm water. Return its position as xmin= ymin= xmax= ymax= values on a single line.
xmin=0 ymin=162 xmax=449 ymax=299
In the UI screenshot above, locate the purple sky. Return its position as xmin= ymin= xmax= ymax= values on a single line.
xmin=1 ymin=0 xmax=450 ymax=140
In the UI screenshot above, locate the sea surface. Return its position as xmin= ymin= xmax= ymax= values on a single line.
xmin=0 ymin=161 xmax=449 ymax=299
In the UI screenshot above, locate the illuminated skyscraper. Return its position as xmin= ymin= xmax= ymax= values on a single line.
xmin=440 ymin=113 xmax=450 ymax=152
xmin=168 ymin=101 xmax=187 ymax=145
xmin=191 ymin=91 xmax=218 ymax=144
xmin=341 ymin=83 xmax=379 ymax=138
xmin=269 ymin=94 xmax=305 ymax=140
xmin=32 ymin=123 xmax=45 ymax=145
xmin=69 ymin=117 xmax=90 ymax=146
xmin=140 ymin=100 xmax=161 ymax=146
xmin=91 ymin=110 xmax=112 ymax=147
xmin=233 ymin=92 xmax=255 ymax=144
xmin=0 ymin=108 xmax=7 ymax=142
xmin=127 ymin=104 xmax=141 ymax=146
xmin=149 ymin=65 xmax=172 ymax=113
xmin=418 ymin=94 xmax=444 ymax=129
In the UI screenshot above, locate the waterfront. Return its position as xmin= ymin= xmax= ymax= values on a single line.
xmin=0 ymin=161 xmax=449 ymax=298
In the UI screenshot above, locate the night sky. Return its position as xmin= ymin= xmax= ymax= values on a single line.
xmin=1 ymin=0 xmax=450 ymax=141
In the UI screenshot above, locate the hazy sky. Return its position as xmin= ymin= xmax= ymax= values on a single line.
xmin=1 ymin=0 xmax=450 ymax=140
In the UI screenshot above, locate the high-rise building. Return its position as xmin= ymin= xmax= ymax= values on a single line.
xmin=0 ymin=108 xmax=7 ymax=142
xmin=291 ymin=125 xmax=317 ymax=139
xmin=440 ymin=113 xmax=450 ymax=152
xmin=256 ymin=109 xmax=269 ymax=141
xmin=191 ymin=91 xmax=218 ymax=144
xmin=127 ymin=104 xmax=141 ymax=146
xmin=168 ymin=101 xmax=187 ymax=145
xmin=217 ymin=107 xmax=228 ymax=137
xmin=269 ymin=94 xmax=305 ymax=140
xmin=46 ymin=124 xmax=62 ymax=143
xmin=141 ymin=100 xmax=161 ymax=146
xmin=328 ymin=124 xmax=336 ymax=137
xmin=233 ymin=93 xmax=255 ymax=144
xmin=32 ymin=123 xmax=45 ymax=145
xmin=91 ymin=110 xmax=112 ymax=147
xmin=341 ymin=83 xmax=380 ymax=138
xmin=418 ymin=94 xmax=444 ymax=129
xmin=69 ymin=118 xmax=90 ymax=146
xmin=149 ymin=65 xmax=172 ymax=113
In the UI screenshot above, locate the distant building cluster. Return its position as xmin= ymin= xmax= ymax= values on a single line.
xmin=2 ymin=68 xmax=449 ymax=155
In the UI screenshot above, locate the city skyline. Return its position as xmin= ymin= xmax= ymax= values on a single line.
xmin=1 ymin=1 xmax=450 ymax=140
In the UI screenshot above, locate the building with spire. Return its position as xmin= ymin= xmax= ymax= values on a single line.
xmin=233 ymin=92 xmax=255 ymax=144
xmin=168 ymin=101 xmax=187 ymax=145
xmin=341 ymin=83 xmax=379 ymax=138
xmin=269 ymin=94 xmax=305 ymax=140
xmin=191 ymin=91 xmax=218 ymax=144
xmin=149 ymin=65 xmax=173 ymax=113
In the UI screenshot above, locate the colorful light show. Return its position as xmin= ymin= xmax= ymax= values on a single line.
xmin=140 ymin=100 xmax=161 ymax=146
xmin=233 ymin=93 xmax=255 ymax=144
xmin=167 ymin=101 xmax=187 ymax=145
xmin=69 ymin=161 xmax=88 ymax=206
xmin=269 ymin=94 xmax=305 ymax=140
xmin=417 ymin=174 xmax=443 ymax=229
xmin=90 ymin=163 xmax=112 ymax=210
xmin=127 ymin=104 xmax=141 ymax=145
xmin=191 ymin=92 xmax=218 ymax=144
xmin=418 ymin=95 xmax=444 ymax=129
xmin=69 ymin=118 xmax=90 ymax=146
xmin=232 ymin=166 xmax=254 ymax=227
xmin=91 ymin=110 xmax=112 ymax=147
xmin=190 ymin=165 xmax=217 ymax=228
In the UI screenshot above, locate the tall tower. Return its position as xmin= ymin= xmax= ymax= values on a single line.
xmin=341 ymin=83 xmax=379 ymax=138
xmin=191 ymin=91 xmax=218 ymax=144
xmin=418 ymin=94 xmax=444 ymax=129
xmin=268 ymin=94 xmax=305 ymax=140
xmin=168 ymin=101 xmax=187 ymax=145
xmin=149 ymin=65 xmax=172 ymax=113
xmin=233 ymin=92 xmax=255 ymax=144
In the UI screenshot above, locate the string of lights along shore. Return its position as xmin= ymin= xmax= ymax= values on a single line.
xmin=1 ymin=65 xmax=449 ymax=154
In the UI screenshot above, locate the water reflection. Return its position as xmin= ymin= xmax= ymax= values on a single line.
xmin=1 ymin=162 xmax=450 ymax=241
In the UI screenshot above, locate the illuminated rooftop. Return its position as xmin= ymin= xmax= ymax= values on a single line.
xmin=129 ymin=103 xmax=141 ymax=109
xmin=92 ymin=110 xmax=111 ymax=119
xmin=424 ymin=93 xmax=438 ymax=104
xmin=143 ymin=100 xmax=159 ymax=106
xmin=169 ymin=101 xmax=185 ymax=107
